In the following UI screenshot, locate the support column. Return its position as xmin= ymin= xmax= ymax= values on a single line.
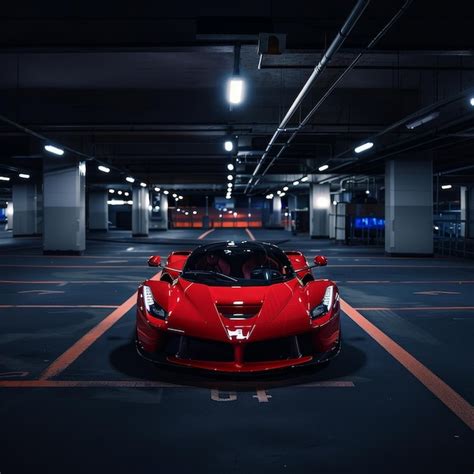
xmin=12 ymin=183 xmax=40 ymax=236
xmin=287 ymin=194 xmax=297 ymax=231
xmin=270 ymin=195 xmax=282 ymax=227
xmin=88 ymin=191 xmax=108 ymax=231
xmin=385 ymin=157 xmax=433 ymax=256
xmin=309 ymin=184 xmax=330 ymax=238
xmin=461 ymin=186 xmax=474 ymax=239
xmin=157 ymin=193 xmax=168 ymax=230
xmin=132 ymin=187 xmax=149 ymax=236
xmin=43 ymin=158 xmax=86 ymax=255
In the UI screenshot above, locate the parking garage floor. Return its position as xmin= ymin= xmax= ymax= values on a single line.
xmin=0 ymin=229 xmax=472 ymax=473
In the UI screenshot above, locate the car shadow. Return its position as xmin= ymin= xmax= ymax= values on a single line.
xmin=109 ymin=332 xmax=366 ymax=391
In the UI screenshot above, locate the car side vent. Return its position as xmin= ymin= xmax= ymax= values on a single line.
xmin=216 ymin=304 xmax=261 ymax=319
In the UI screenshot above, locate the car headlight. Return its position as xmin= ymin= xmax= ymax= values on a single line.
xmin=310 ymin=285 xmax=334 ymax=319
xmin=142 ymin=285 xmax=167 ymax=320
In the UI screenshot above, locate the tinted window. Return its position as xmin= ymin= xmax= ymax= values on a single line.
xmin=182 ymin=242 xmax=295 ymax=286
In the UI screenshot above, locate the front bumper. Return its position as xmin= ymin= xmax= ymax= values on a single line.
xmin=136 ymin=324 xmax=341 ymax=374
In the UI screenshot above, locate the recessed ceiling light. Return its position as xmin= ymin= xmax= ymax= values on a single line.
xmin=98 ymin=165 xmax=110 ymax=173
xmin=126 ymin=176 xmax=135 ymax=183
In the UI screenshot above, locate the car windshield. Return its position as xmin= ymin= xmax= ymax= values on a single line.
xmin=181 ymin=242 xmax=296 ymax=286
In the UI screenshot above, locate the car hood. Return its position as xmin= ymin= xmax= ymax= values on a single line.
xmin=163 ymin=278 xmax=312 ymax=343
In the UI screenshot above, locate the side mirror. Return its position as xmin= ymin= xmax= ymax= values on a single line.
xmin=314 ymin=255 xmax=327 ymax=267
xmin=148 ymin=255 xmax=162 ymax=267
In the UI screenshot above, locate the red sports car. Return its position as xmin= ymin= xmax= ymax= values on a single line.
xmin=136 ymin=241 xmax=341 ymax=373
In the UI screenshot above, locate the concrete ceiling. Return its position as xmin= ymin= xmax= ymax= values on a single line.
xmin=1 ymin=0 xmax=474 ymax=197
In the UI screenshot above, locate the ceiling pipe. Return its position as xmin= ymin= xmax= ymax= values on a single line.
xmin=247 ymin=0 xmax=414 ymax=194
xmin=244 ymin=0 xmax=371 ymax=194
xmin=255 ymin=0 xmax=413 ymax=184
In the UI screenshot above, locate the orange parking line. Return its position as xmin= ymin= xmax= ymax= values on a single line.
xmin=355 ymin=306 xmax=474 ymax=311
xmin=345 ymin=280 xmax=474 ymax=284
xmin=38 ymin=271 xmax=161 ymax=380
xmin=197 ymin=228 xmax=215 ymax=240
xmin=0 ymin=264 xmax=145 ymax=268
xmin=0 ymin=379 xmax=355 ymax=388
xmin=0 ymin=305 xmax=119 ymax=309
xmin=245 ymin=228 xmax=256 ymax=241
xmin=341 ymin=298 xmax=474 ymax=430
xmin=0 ymin=280 xmax=140 ymax=284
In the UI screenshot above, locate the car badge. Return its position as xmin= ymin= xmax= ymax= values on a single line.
xmin=226 ymin=328 xmax=251 ymax=340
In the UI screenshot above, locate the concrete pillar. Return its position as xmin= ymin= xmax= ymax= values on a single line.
xmin=286 ymin=194 xmax=297 ymax=231
xmin=155 ymin=193 xmax=168 ymax=230
xmin=12 ymin=183 xmax=40 ymax=236
xmin=309 ymin=184 xmax=331 ymax=238
xmin=461 ymin=186 xmax=474 ymax=238
xmin=132 ymin=187 xmax=149 ymax=236
xmin=385 ymin=157 xmax=433 ymax=256
xmin=6 ymin=201 xmax=14 ymax=231
xmin=43 ymin=158 xmax=86 ymax=255
xmin=271 ymin=196 xmax=282 ymax=227
xmin=88 ymin=191 xmax=108 ymax=231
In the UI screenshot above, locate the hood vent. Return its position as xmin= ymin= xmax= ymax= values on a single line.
xmin=216 ymin=303 xmax=261 ymax=320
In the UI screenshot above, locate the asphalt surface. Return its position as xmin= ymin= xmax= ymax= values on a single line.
xmin=0 ymin=228 xmax=472 ymax=473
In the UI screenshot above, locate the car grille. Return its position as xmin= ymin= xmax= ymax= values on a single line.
xmin=164 ymin=333 xmax=234 ymax=362
xmin=163 ymin=333 xmax=313 ymax=363
xmin=244 ymin=334 xmax=314 ymax=362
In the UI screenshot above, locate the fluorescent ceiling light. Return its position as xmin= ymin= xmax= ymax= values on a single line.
xmin=140 ymin=182 xmax=147 ymax=188
xmin=44 ymin=144 xmax=64 ymax=156
xmin=224 ymin=140 xmax=234 ymax=152
xmin=227 ymin=77 xmax=244 ymax=104
xmin=0 ymin=176 xmax=10 ymax=181
xmin=318 ymin=164 xmax=329 ymax=172
xmin=354 ymin=142 xmax=374 ymax=154
xmin=441 ymin=184 xmax=452 ymax=190
xmin=227 ymin=163 xmax=234 ymax=171
xmin=126 ymin=176 xmax=135 ymax=183
xmin=98 ymin=165 xmax=110 ymax=173
xmin=293 ymin=180 xmax=299 ymax=186
xmin=405 ymin=111 xmax=440 ymax=130
xmin=19 ymin=173 xmax=30 ymax=179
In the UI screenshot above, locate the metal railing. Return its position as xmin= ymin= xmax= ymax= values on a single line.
xmin=434 ymin=219 xmax=474 ymax=258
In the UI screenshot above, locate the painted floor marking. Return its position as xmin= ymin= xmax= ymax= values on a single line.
xmin=38 ymin=271 xmax=161 ymax=380
xmin=197 ymin=228 xmax=215 ymax=240
xmin=245 ymin=228 xmax=256 ymax=241
xmin=355 ymin=306 xmax=474 ymax=311
xmin=0 ymin=305 xmax=119 ymax=309
xmin=0 ymin=380 xmax=355 ymax=388
xmin=344 ymin=280 xmax=474 ymax=284
xmin=0 ymin=280 xmax=142 ymax=284
xmin=341 ymin=298 xmax=474 ymax=430
xmin=0 ymin=264 xmax=146 ymax=268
